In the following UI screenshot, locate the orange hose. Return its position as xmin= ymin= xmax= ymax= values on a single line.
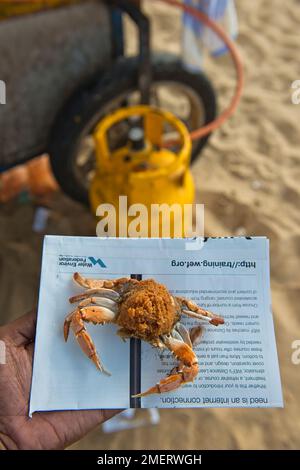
xmin=153 ymin=0 xmax=244 ymax=141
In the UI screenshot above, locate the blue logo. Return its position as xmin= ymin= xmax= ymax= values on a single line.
xmin=88 ymin=257 xmax=107 ymax=268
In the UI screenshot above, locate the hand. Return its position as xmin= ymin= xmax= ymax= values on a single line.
xmin=0 ymin=311 xmax=119 ymax=450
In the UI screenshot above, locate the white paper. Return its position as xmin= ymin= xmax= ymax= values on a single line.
xmin=30 ymin=236 xmax=283 ymax=415
xmin=102 ymin=409 xmax=160 ymax=433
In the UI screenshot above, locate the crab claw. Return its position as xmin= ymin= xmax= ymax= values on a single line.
xmin=133 ymin=335 xmax=199 ymax=398
xmin=63 ymin=305 xmax=117 ymax=375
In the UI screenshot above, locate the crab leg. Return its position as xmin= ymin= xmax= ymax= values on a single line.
xmin=69 ymin=288 xmax=120 ymax=304
xmin=64 ymin=305 xmax=116 ymax=375
xmin=174 ymin=322 xmax=192 ymax=348
xmin=63 ymin=310 xmax=74 ymax=343
xmin=73 ymin=272 xmax=115 ymax=289
xmin=133 ymin=335 xmax=199 ymax=397
xmin=77 ymin=297 xmax=118 ymax=312
xmin=189 ymin=325 xmax=204 ymax=347
xmin=73 ymin=272 xmax=131 ymax=290
xmin=173 ymin=323 xmax=203 ymax=348
xmin=169 ymin=325 xmax=204 ymax=375
xmin=177 ymin=297 xmax=224 ymax=326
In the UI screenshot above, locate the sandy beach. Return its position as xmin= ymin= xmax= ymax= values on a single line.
xmin=1 ymin=0 xmax=300 ymax=449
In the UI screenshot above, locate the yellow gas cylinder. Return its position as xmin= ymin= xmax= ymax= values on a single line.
xmin=0 ymin=1 xmax=81 ymax=20
xmin=90 ymin=105 xmax=195 ymax=237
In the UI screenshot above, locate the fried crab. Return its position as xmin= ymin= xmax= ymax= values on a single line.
xmin=64 ymin=273 xmax=224 ymax=396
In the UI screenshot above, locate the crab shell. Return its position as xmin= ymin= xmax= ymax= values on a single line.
xmin=116 ymin=279 xmax=181 ymax=345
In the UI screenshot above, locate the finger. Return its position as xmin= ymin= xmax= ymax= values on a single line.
xmin=4 ymin=310 xmax=37 ymax=347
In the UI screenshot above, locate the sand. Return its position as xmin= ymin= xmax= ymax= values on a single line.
xmin=1 ymin=0 xmax=300 ymax=449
